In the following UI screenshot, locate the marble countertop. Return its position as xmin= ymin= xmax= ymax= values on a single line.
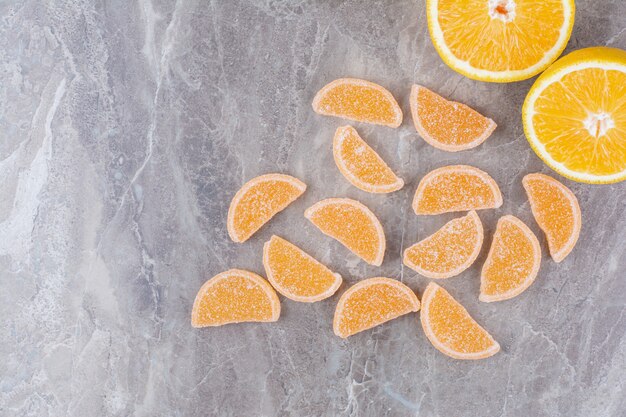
xmin=1 ymin=1 xmax=625 ymax=416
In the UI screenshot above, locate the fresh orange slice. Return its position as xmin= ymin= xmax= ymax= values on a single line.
xmin=333 ymin=126 xmax=404 ymax=193
xmin=191 ymin=269 xmax=280 ymax=327
xmin=263 ymin=235 xmax=342 ymax=303
xmin=227 ymin=173 xmax=306 ymax=242
xmin=523 ymin=173 xmax=581 ymax=262
xmin=420 ymin=283 xmax=500 ymax=360
xmin=333 ymin=277 xmax=420 ymax=338
xmin=304 ymin=198 xmax=385 ymax=266
xmin=412 ymin=165 xmax=503 ymax=215
xmin=403 ymin=211 xmax=483 ymax=279
xmin=480 ymin=215 xmax=541 ymax=302
xmin=312 ymin=78 xmax=403 ymax=128
xmin=410 ymin=85 xmax=496 ymax=152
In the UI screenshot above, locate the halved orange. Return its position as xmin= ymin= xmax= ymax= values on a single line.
xmin=333 ymin=126 xmax=404 ymax=193
xmin=403 ymin=211 xmax=483 ymax=279
xmin=227 ymin=173 xmax=306 ymax=242
xmin=304 ymin=198 xmax=385 ymax=266
xmin=523 ymin=173 xmax=581 ymax=262
xmin=263 ymin=235 xmax=342 ymax=303
xmin=480 ymin=215 xmax=541 ymax=302
xmin=413 ymin=165 xmax=503 ymax=215
xmin=410 ymin=85 xmax=496 ymax=152
xmin=333 ymin=277 xmax=420 ymax=338
xmin=312 ymin=78 xmax=403 ymax=128
xmin=420 ymin=282 xmax=500 ymax=360
xmin=191 ymin=269 xmax=280 ymax=327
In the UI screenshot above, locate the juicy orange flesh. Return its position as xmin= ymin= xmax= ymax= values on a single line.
xmin=233 ymin=180 xmax=303 ymax=240
xmin=524 ymin=178 xmax=575 ymax=256
xmin=427 ymin=288 xmax=495 ymax=353
xmin=405 ymin=214 xmax=478 ymax=274
xmin=532 ymin=68 xmax=626 ymax=176
xmin=437 ymin=0 xmax=565 ymax=71
xmin=417 ymin=171 xmax=497 ymax=214
xmin=482 ymin=220 xmax=536 ymax=296
xmin=266 ymin=237 xmax=338 ymax=298
xmin=416 ymin=88 xmax=492 ymax=146
xmin=309 ymin=203 xmax=380 ymax=263
xmin=337 ymin=283 xmax=415 ymax=336
xmin=317 ymin=83 xmax=397 ymax=124
xmin=194 ymin=275 xmax=275 ymax=325
xmin=337 ymin=128 xmax=399 ymax=186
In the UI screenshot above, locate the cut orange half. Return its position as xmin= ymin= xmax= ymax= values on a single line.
xmin=304 ymin=198 xmax=386 ymax=266
xmin=420 ymin=283 xmax=500 ymax=360
xmin=403 ymin=211 xmax=483 ymax=279
xmin=480 ymin=215 xmax=541 ymax=302
xmin=523 ymin=173 xmax=581 ymax=262
xmin=333 ymin=126 xmax=404 ymax=193
xmin=263 ymin=235 xmax=342 ymax=303
xmin=227 ymin=173 xmax=306 ymax=242
xmin=333 ymin=277 xmax=420 ymax=338
xmin=413 ymin=165 xmax=503 ymax=215
xmin=410 ymin=85 xmax=496 ymax=152
xmin=191 ymin=269 xmax=280 ymax=327
xmin=312 ymin=78 xmax=402 ymax=128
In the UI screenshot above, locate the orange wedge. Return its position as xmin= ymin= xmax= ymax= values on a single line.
xmin=480 ymin=215 xmax=541 ymax=302
xmin=227 ymin=173 xmax=306 ymax=242
xmin=263 ymin=235 xmax=342 ymax=303
xmin=333 ymin=126 xmax=404 ymax=193
xmin=333 ymin=277 xmax=420 ymax=338
xmin=304 ymin=198 xmax=385 ymax=266
xmin=403 ymin=211 xmax=483 ymax=279
xmin=312 ymin=78 xmax=403 ymax=128
xmin=523 ymin=173 xmax=581 ymax=262
xmin=410 ymin=85 xmax=496 ymax=152
xmin=191 ymin=269 xmax=280 ymax=327
xmin=421 ymin=283 xmax=500 ymax=360
xmin=413 ymin=165 xmax=503 ymax=215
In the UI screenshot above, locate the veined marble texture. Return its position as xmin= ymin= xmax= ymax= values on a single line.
xmin=0 ymin=1 xmax=624 ymax=416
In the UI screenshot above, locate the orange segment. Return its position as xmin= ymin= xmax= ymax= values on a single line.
xmin=333 ymin=277 xmax=420 ymax=338
xmin=304 ymin=198 xmax=386 ymax=266
xmin=523 ymin=173 xmax=581 ymax=262
xmin=263 ymin=235 xmax=342 ymax=303
xmin=480 ymin=215 xmax=541 ymax=302
xmin=412 ymin=165 xmax=503 ymax=215
xmin=403 ymin=211 xmax=483 ymax=279
xmin=191 ymin=269 xmax=280 ymax=327
xmin=312 ymin=78 xmax=403 ymax=128
xmin=333 ymin=126 xmax=404 ymax=193
xmin=410 ymin=85 xmax=496 ymax=152
xmin=227 ymin=174 xmax=306 ymax=242
xmin=421 ymin=283 xmax=500 ymax=360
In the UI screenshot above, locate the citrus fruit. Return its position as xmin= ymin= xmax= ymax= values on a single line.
xmin=191 ymin=269 xmax=280 ymax=327
xmin=523 ymin=173 xmax=581 ymax=262
xmin=480 ymin=215 xmax=541 ymax=302
xmin=312 ymin=78 xmax=403 ymax=128
xmin=333 ymin=277 xmax=420 ymax=338
xmin=403 ymin=211 xmax=483 ymax=279
xmin=227 ymin=173 xmax=306 ymax=242
xmin=305 ymin=198 xmax=386 ymax=266
xmin=410 ymin=85 xmax=496 ymax=152
xmin=523 ymin=47 xmax=626 ymax=183
xmin=263 ymin=235 xmax=342 ymax=303
xmin=412 ymin=165 xmax=503 ymax=215
xmin=333 ymin=126 xmax=404 ymax=193
xmin=426 ymin=0 xmax=575 ymax=82
xmin=420 ymin=282 xmax=500 ymax=360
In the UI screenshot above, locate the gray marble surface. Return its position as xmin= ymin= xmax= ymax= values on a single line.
xmin=1 ymin=1 xmax=625 ymax=416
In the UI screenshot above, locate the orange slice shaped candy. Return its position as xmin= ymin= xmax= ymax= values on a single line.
xmin=333 ymin=277 xmax=420 ymax=338
xmin=191 ymin=269 xmax=280 ymax=327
